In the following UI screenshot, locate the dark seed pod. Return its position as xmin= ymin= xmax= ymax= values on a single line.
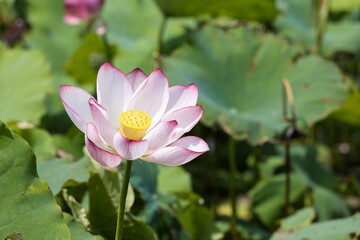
xmin=2 ymin=18 xmax=26 ymax=46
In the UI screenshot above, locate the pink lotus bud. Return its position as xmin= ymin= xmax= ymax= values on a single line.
xmin=95 ymin=19 xmax=106 ymax=36
xmin=63 ymin=0 xmax=104 ymax=25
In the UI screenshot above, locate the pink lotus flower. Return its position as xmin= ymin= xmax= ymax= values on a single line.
xmin=64 ymin=0 xmax=104 ymax=25
xmin=60 ymin=63 xmax=209 ymax=167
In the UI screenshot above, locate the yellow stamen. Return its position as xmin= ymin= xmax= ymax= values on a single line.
xmin=118 ymin=110 xmax=151 ymax=141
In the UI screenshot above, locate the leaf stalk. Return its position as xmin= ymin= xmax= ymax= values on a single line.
xmin=229 ymin=137 xmax=238 ymax=240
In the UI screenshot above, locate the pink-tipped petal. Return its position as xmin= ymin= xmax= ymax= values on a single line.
xmin=60 ymin=85 xmax=94 ymax=132
xmin=85 ymin=135 xmax=122 ymax=168
xmin=162 ymin=106 xmax=203 ymax=143
xmin=170 ymin=136 xmax=209 ymax=150
xmin=142 ymin=136 xmax=209 ymax=166
xmin=85 ymin=122 xmax=109 ymax=150
xmin=89 ymin=97 xmax=107 ymax=116
xmin=96 ymin=62 xmax=133 ymax=127
xmin=89 ymin=99 xmax=117 ymax=147
xmin=126 ymin=68 xmax=148 ymax=92
xmin=113 ymin=133 xmax=149 ymax=160
xmin=165 ymin=83 xmax=198 ymax=114
xmin=143 ymin=120 xmax=178 ymax=154
xmin=127 ymin=69 xmax=169 ymax=129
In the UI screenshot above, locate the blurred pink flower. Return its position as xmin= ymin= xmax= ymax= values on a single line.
xmin=64 ymin=0 xmax=104 ymax=25
xmin=94 ymin=20 xmax=106 ymax=35
xmin=60 ymin=63 xmax=209 ymax=167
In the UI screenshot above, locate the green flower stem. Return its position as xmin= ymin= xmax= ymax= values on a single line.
xmin=115 ymin=159 xmax=133 ymax=240
xmin=85 ymin=18 xmax=95 ymax=34
xmin=101 ymin=33 xmax=112 ymax=61
xmin=229 ymin=137 xmax=238 ymax=240
xmin=313 ymin=0 xmax=329 ymax=55
xmin=284 ymin=141 xmax=291 ymax=217
xmin=153 ymin=15 xmax=167 ymax=69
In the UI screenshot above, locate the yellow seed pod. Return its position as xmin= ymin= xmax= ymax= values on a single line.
xmin=118 ymin=110 xmax=151 ymax=141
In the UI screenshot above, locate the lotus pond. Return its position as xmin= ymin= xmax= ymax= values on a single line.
xmin=1 ymin=0 xmax=360 ymax=239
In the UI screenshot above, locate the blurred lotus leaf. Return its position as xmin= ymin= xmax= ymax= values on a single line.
xmin=330 ymin=0 xmax=360 ymax=12
xmin=313 ymin=185 xmax=350 ymax=221
xmin=284 ymin=214 xmax=360 ymax=240
xmin=66 ymin=33 xmax=115 ymax=85
xmin=330 ymin=90 xmax=360 ymax=126
xmin=103 ymin=0 xmax=163 ymax=73
xmin=280 ymin=207 xmax=315 ymax=231
xmin=26 ymin=0 xmax=82 ymax=114
xmin=249 ymin=172 xmax=307 ymax=228
xmin=163 ymin=25 xmax=347 ymax=143
xmin=176 ymin=203 xmax=214 ymax=240
xmin=0 ymin=47 xmax=52 ymax=124
xmin=270 ymin=207 xmax=315 ymax=240
xmin=154 ymin=0 xmax=278 ymax=22
xmin=275 ymin=0 xmax=360 ymax=56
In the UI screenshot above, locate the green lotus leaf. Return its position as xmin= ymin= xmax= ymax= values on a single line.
xmin=0 ymin=47 xmax=53 ymax=124
xmin=16 ymin=128 xmax=56 ymax=162
xmin=290 ymin=145 xmax=339 ymax=189
xmin=129 ymin=161 xmax=159 ymax=223
xmin=88 ymin=169 xmax=135 ymax=239
xmin=52 ymin=129 xmax=85 ymax=159
xmin=259 ymin=156 xmax=283 ymax=179
xmin=330 ymin=0 xmax=360 ymax=12
xmin=38 ymin=156 xmax=92 ymax=195
xmin=280 ymin=207 xmax=315 ymax=232
xmin=249 ymin=172 xmax=307 ymax=228
xmin=154 ymin=0 xmax=278 ymax=22
xmin=163 ymin=25 xmax=347 ymax=143
xmin=284 ymin=214 xmax=360 ymax=240
xmin=66 ymin=33 xmax=115 ymax=84
xmin=63 ymin=190 xmax=92 ymax=232
xmin=313 ymin=185 xmax=350 ymax=221
xmin=15 ymin=128 xmax=91 ymax=194
xmin=103 ymin=0 xmax=163 ymax=73
xmin=176 ymin=203 xmax=214 ymax=240
xmin=284 ymin=145 xmax=349 ymax=221
xmin=275 ymin=0 xmax=360 ymax=56
xmin=64 ymin=213 xmax=103 ymax=240
xmin=158 ymin=165 xmax=192 ymax=193
xmin=271 ymin=207 xmax=317 ymax=240
xmin=330 ymin=90 xmax=360 ymax=126
xmin=162 ymin=18 xmax=197 ymax=55
xmin=122 ymin=214 xmax=158 ymax=240
xmin=0 ymin=121 xmax=70 ymax=239
xmin=26 ymin=0 xmax=82 ymax=115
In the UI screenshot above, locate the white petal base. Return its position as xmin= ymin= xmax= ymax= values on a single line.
xmin=113 ymin=133 xmax=149 ymax=160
